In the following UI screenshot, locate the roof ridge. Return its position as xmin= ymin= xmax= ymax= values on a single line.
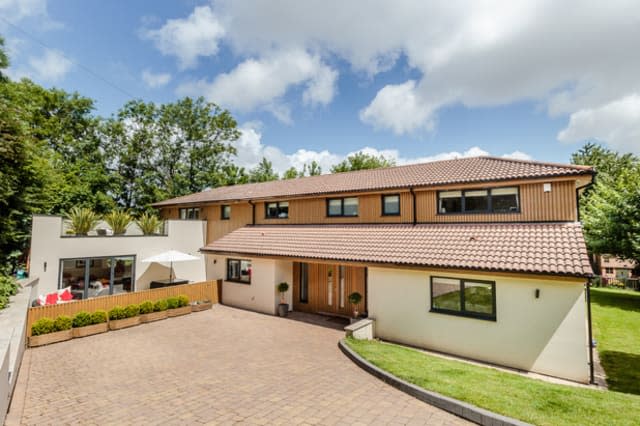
xmin=480 ymin=155 xmax=593 ymax=171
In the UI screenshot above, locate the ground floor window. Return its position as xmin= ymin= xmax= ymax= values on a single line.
xmin=227 ymin=259 xmax=251 ymax=283
xmin=430 ymin=276 xmax=496 ymax=320
xmin=299 ymin=262 xmax=309 ymax=303
xmin=60 ymin=256 xmax=135 ymax=299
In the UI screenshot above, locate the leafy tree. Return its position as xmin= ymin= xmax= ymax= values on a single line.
xmin=282 ymin=167 xmax=299 ymax=179
xmin=582 ymin=166 xmax=640 ymax=262
xmin=331 ymin=151 xmax=395 ymax=173
xmin=249 ymin=157 xmax=279 ymax=182
xmin=220 ymin=164 xmax=249 ymax=186
xmin=572 ymin=142 xmax=636 ymax=185
xmin=302 ymin=160 xmax=322 ymax=176
xmin=0 ymin=36 xmax=9 ymax=82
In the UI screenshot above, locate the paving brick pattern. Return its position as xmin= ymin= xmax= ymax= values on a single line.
xmin=8 ymin=305 xmax=469 ymax=425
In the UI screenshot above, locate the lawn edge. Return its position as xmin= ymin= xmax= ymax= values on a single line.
xmin=339 ymin=339 xmax=532 ymax=426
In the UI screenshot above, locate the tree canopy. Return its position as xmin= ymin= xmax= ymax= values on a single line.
xmin=330 ymin=151 xmax=395 ymax=173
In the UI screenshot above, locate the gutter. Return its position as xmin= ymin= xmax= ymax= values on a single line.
xmin=586 ymin=277 xmax=595 ymax=384
xmin=576 ymin=170 xmax=596 ymax=222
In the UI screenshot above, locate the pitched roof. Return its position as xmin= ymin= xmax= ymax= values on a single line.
xmin=600 ymin=255 xmax=637 ymax=269
xmin=153 ymin=156 xmax=593 ymax=207
xmin=202 ymin=223 xmax=593 ymax=277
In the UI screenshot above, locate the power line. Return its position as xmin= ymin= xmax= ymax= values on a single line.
xmin=0 ymin=15 xmax=137 ymax=99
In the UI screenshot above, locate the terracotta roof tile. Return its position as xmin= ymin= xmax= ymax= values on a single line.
xmin=202 ymin=222 xmax=593 ymax=277
xmin=153 ymin=156 xmax=593 ymax=206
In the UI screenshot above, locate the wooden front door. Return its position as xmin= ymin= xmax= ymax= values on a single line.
xmin=293 ymin=262 xmax=366 ymax=317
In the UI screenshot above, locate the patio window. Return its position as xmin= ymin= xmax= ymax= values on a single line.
xmin=327 ymin=197 xmax=359 ymax=217
xmin=179 ymin=207 xmax=200 ymax=220
xmin=265 ymin=201 xmax=289 ymax=219
xmin=59 ymin=255 xmax=135 ymax=299
xmin=227 ymin=259 xmax=251 ymax=284
xmin=382 ymin=194 xmax=401 ymax=216
xmin=438 ymin=187 xmax=519 ymax=214
xmin=221 ymin=205 xmax=231 ymax=220
xmin=430 ymin=276 xmax=496 ymax=321
xmin=299 ymin=263 xmax=309 ymax=303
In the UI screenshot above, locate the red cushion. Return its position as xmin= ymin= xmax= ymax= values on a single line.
xmin=45 ymin=292 xmax=59 ymax=305
xmin=59 ymin=288 xmax=73 ymax=301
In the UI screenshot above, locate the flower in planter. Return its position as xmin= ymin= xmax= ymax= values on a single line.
xmin=72 ymin=311 xmax=92 ymax=328
xmin=139 ymin=301 xmax=154 ymax=314
xmin=54 ymin=315 xmax=73 ymax=331
xmin=109 ymin=306 xmax=126 ymax=320
xmin=153 ymin=299 xmax=168 ymax=312
xmin=90 ymin=310 xmax=108 ymax=324
xmin=124 ymin=304 xmax=140 ymax=318
xmin=31 ymin=317 xmax=55 ymax=336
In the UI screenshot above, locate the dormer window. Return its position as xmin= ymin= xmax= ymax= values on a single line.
xmin=438 ymin=187 xmax=519 ymax=214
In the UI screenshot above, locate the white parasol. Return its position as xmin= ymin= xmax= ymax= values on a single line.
xmin=141 ymin=250 xmax=200 ymax=281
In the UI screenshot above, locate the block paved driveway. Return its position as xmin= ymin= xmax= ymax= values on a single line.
xmin=8 ymin=305 xmax=469 ymax=425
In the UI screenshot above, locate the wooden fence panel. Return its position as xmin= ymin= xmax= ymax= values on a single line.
xmin=26 ymin=280 xmax=219 ymax=337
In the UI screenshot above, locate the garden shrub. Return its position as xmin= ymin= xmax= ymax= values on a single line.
xmin=124 ymin=304 xmax=140 ymax=318
xmin=72 ymin=311 xmax=92 ymax=328
xmin=166 ymin=297 xmax=179 ymax=309
xmin=139 ymin=300 xmax=154 ymax=314
xmin=177 ymin=295 xmax=189 ymax=307
xmin=153 ymin=299 xmax=168 ymax=312
xmin=109 ymin=306 xmax=126 ymax=320
xmin=31 ymin=318 xmax=55 ymax=336
xmin=0 ymin=275 xmax=18 ymax=309
xmin=53 ymin=315 xmax=73 ymax=331
xmin=90 ymin=310 xmax=108 ymax=324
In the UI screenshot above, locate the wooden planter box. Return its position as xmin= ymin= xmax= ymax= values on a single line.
xmin=167 ymin=306 xmax=192 ymax=317
xmin=191 ymin=302 xmax=213 ymax=312
xmin=29 ymin=329 xmax=73 ymax=347
xmin=72 ymin=322 xmax=109 ymax=338
xmin=140 ymin=310 xmax=168 ymax=323
xmin=109 ymin=316 xmax=141 ymax=330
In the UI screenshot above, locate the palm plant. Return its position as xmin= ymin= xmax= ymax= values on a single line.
xmin=136 ymin=212 xmax=162 ymax=235
xmin=66 ymin=207 xmax=100 ymax=236
xmin=104 ymin=210 xmax=132 ymax=235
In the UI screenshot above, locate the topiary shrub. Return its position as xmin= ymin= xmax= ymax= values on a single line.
xmin=72 ymin=311 xmax=92 ymax=328
xmin=153 ymin=299 xmax=168 ymax=312
xmin=54 ymin=315 xmax=73 ymax=331
xmin=124 ymin=304 xmax=139 ymax=318
xmin=177 ymin=295 xmax=189 ymax=307
xmin=31 ymin=318 xmax=55 ymax=336
xmin=109 ymin=306 xmax=126 ymax=320
xmin=166 ymin=297 xmax=179 ymax=309
xmin=139 ymin=300 xmax=154 ymax=314
xmin=90 ymin=310 xmax=108 ymax=324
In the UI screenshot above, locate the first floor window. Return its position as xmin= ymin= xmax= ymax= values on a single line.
xmin=179 ymin=207 xmax=200 ymax=219
xmin=438 ymin=187 xmax=519 ymax=214
xmin=382 ymin=194 xmax=401 ymax=215
xmin=430 ymin=276 xmax=496 ymax=320
xmin=227 ymin=259 xmax=251 ymax=283
xmin=60 ymin=256 xmax=135 ymax=299
xmin=265 ymin=201 xmax=289 ymax=218
xmin=221 ymin=205 xmax=231 ymax=220
xmin=327 ymin=197 xmax=359 ymax=217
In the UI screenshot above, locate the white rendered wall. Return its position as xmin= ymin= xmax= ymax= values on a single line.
xmin=29 ymin=215 xmax=207 ymax=298
xmin=367 ymin=267 xmax=590 ymax=383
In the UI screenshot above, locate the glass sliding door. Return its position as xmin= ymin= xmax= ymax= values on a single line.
xmin=59 ymin=255 xmax=135 ymax=299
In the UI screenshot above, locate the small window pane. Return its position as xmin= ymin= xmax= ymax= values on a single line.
xmin=464 ymin=190 xmax=489 ymax=212
xmin=383 ymin=195 xmax=400 ymax=215
xmin=227 ymin=259 xmax=251 ymax=283
xmin=179 ymin=209 xmax=187 ymax=220
xmin=328 ymin=199 xmax=342 ymax=216
xmin=300 ymin=263 xmax=309 ymax=303
xmin=492 ymin=187 xmax=519 ymax=213
xmin=221 ymin=205 xmax=231 ymax=219
xmin=278 ymin=202 xmax=289 ymax=218
xmin=463 ymin=281 xmax=494 ymax=315
xmin=343 ymin=198 xmax=358 ymax=216
xmin=266 ymin=203 xmax=278 ymax=218
xmin=439 ymin=191 xmax=462 ymax=213
xmin=431 ymin=277 xmax=461 ymax=311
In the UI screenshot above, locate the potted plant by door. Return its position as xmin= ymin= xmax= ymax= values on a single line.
xmin=348 ymin=292 xmax=363 ymax=323
xmin=277 ymin=282 xmax=289 ymax=317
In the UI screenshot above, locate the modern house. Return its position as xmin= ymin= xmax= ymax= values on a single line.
xmin=29 ymin=215 xmax=207 ymax=299
xmin=153 ymin=156 xmax=595 ymax=383
xmin=596 ymin=254 xmax=637 ymax=282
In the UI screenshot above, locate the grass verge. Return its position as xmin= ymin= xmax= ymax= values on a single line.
xmin=591 ymin=287 xmax=640 ymax=394
xmin=346 ymin=338 xmax=640 ymax=426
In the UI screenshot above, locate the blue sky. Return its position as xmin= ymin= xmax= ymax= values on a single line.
xmin=2 ymin=0 xmax=639 ymax=173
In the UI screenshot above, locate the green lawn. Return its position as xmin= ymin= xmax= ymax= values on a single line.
xmin=591 ymin=287 xmax=640 ymax=394
xmin=346 ymin=338 xmax=640 ymax=426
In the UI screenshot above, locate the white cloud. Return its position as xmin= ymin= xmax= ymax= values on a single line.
xmin=558 ymin=94 xmax=640 ymax=153
xmin=141 ymin=5 xmax=224 ymax=70
xmin=141 ymin=69 xmax=171 ymax=88
xmin=234 ymin=123 xmax=531 ymax=175
xmin=176 ymin=49 xmax=338 ymax=122
xmin=22 ymin=48 xmax=72 ymax=82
